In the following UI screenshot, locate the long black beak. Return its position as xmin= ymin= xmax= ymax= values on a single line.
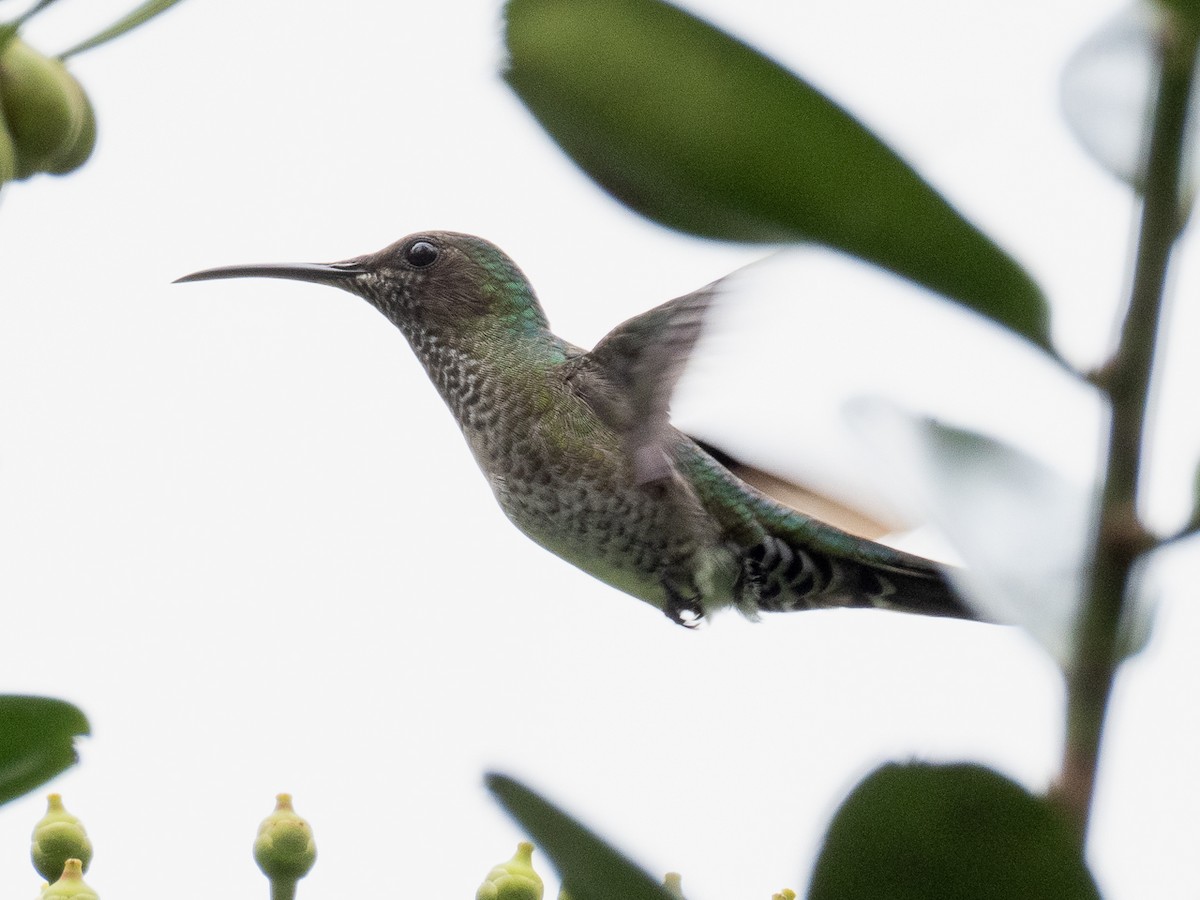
xmin=174 ymin=261 xmax=367 ymax=287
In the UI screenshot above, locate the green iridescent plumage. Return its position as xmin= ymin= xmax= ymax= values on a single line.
xmin=178 ymin=231 xmax=972 ymax=626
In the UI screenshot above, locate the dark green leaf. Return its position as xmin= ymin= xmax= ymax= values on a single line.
xmin=0 ymin=696 xmax=89 ymax=806
xmin=58 ymin=0 xmax=186 ymax=60
xmin=504 ymin=0 xmax=1052 ymax=352
xmin=808 ymin=762 xmax=1099 ymax=900
xmin=487 ymin=773 xmax=676 ymax=900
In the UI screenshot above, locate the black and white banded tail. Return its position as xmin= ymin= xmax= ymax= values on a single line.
xmin=736 ymin=534 xmax=969 ymax=619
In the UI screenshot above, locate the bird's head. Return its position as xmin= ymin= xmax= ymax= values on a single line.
xmin=176 ymin=230 xmax=550 ymax=338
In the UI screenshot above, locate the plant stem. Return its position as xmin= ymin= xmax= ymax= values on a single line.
xmin=58 ymin=0 xmax=186 ymax=61
xmin=270 ymin=877 xmax=297 ymax=900
xmin=1058 ymin=15 xmax=1199 ymax=839
xmin=12 ymin=0 xmax=62 ymax=28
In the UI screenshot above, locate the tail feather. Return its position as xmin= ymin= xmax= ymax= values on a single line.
xmin=734 ymin=533 xmax=974 ymax=620
xmin=675 ymin=436 xmax=977 ymax=623
xmin=853 ymin=563 xmax=972 ymax=620
xmin=729 ymin=532 xmax=974 ymax=624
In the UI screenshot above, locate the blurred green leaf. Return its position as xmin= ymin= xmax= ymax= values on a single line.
xmin=808 ymin=762 xmax=1100 ymax=900
xmin=487 ymin=773 xmax=676 ymax=900
xmin=58 ymin=0 xmax=185 ymax=60
xmin=1061 ymin=5 xmax=1159 ymax=191
xmin=1063 ymin=4 xmax=1200 ymax=204
xmin=844 ymin=398 xmax=1119 ymax=668
xmin=0 ymin=695 xmax=89 ymax=806
xmin=504 ymin=0 xmax=1052 ymax=352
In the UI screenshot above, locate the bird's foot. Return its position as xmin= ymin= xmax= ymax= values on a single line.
xmin=662 ymin=580 xmax=704 ymax=628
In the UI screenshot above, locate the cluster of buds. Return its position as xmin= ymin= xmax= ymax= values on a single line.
xmin=29 ymin=794 xmax=798 ymax=898
xmin=26 ymin=791 xmax=321 ymax=899
xmin=0 ymin=32 xmax=95 ymax=187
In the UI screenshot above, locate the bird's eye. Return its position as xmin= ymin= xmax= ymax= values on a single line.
xmin=405 ymin=240 xmax=439 ymax=268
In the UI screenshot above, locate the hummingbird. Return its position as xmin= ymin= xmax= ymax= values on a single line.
xmin=177 ymin=231 xmax=972 ymax=627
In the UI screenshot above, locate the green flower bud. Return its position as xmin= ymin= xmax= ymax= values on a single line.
xmin=41 ymin=859 xmax=98 ymax=900
xmin=44 ymin=74 xmax=95 ymax=176
xmin=770 ymin=890 xmax=796 ymax=900
xmin=31 ymin=794 xmax=92 ymax=883
xmin=476 ymin=841 xmax=543 ymax=900
xmin=0 ymin=38 xmax=87 ymax=178
xmin=663 ymin=872 xmax=685 ymax=898
xmin=254 ymin=794 xmax=317 ymax=883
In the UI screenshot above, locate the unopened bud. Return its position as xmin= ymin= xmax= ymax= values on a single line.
xmin=43 ymin=74 xmax=95 ymax=176
xmin=476 ymin=841 xmax=543 ymax=900
xmin=771 ymin=890 xmax=797 ymax=900
xmin=0 ymin=38 xmax=88 ymax=178
xmin=31 ymin=794 xmax=92 ymax=883
xmin=41 ymin=859 xmax=97 ymax=900
xmin=254 ymin=793 xmax=316 ymax=882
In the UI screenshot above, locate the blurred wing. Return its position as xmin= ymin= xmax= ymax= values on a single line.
xmin=572 ymin=282 xmax=719 ymax=483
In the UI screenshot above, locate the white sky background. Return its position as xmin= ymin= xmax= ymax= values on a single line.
xmin=0 ymin=0 xmax=1197 ymax=897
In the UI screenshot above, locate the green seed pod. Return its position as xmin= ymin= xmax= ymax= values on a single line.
xmin=31 ymin=794 xmax=92 ymax=883
xmin=41 ymin=859 xmax=98 ymax=900
xmin=476 ymin=841 xmax=543 ymax=900
xmin=770 ymin=890 xmax=797 ymax=900
xmin=44 ymin=74 xmax=95 ymax=176
xmin=0 ymin=38 xmax=86 ymax=178
xmin=254 ymin=794 xmax=317 ymax=882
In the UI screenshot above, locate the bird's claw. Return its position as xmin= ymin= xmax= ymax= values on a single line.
xmin=663 ymin=583 xmax=704 ymax=628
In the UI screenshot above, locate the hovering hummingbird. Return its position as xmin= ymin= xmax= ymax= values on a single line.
xmin=178 ymin=231 xmax=972 ymax=626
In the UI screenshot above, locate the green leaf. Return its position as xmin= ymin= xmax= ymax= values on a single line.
xmin=0 ymin=695 xmax=89 ymax=806
xmin=504 ymin=0 xmax=1052 ymax=352
xmin=58 ymin=0 xmax=186 ymax=60
xmin=808 ymin=762 xmax=1100 ymax=900
xmin=487 ymin=773 xmax=676 ymax=900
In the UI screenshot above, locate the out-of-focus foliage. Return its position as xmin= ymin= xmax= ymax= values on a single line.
xmin=488 ymin=774 xmax=677 ymax=900
xmin=0 ymin=697 xmax=88 ymax=808
xmin=845 ymin=398 xmax=1106 ymax=667
xmin=808 ymin=762 xmax=1100 ymax=900
xmin=504 ymin=0 xmax=1054 ymax=354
